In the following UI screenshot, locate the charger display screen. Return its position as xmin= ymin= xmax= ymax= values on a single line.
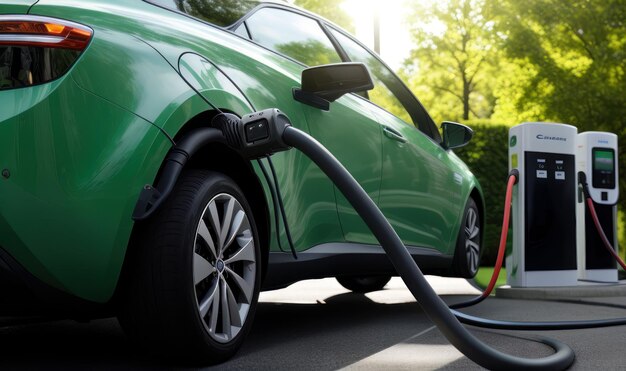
xmin=592 ymin=148 xmax=615 ymax=189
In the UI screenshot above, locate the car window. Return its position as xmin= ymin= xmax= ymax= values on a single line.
xmin=245 ymin=8 xmax=342 ymax=67
xmin=328 ymin=29 xmax=413 ymax=125
xmin=233 ymin=22 xmax=250 ymax=38
xmin=146 ymin=0 xmax=260 ymax=27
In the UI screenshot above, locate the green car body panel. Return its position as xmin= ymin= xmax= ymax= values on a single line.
xmin=0 ymin=0 xmax=483 ymax=304
xmin=0 ymin=75 xmax=171 ymax=302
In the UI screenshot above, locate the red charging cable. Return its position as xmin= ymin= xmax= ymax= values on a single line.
xmin=450 ymin=171 xmax=517 ymax=309
xmin=453 ymin=171 xmax=625 ymax=310
xmin=585 ymin=197 xmax=626 ymax=271
xmin=578 ymin=171 xmax=626 ymax=271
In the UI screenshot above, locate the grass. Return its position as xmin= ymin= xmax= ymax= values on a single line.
xmin=474 ymin=266 xmax=507 ymax=290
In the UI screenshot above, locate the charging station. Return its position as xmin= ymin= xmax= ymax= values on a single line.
xmin=507 ymin=122 xmax=578 ymax=287
xmin=576 ymin=132 xmax=619 ymax=282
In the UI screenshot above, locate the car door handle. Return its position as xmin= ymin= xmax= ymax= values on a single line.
xmin=383 ymin=126 xmax=407 ymax=143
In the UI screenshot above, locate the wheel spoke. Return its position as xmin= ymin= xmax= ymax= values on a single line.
xmin=471 ymin=253 xmax=476 ymax=271
xmin=208 ymin=202 xmax=223 ymax=255
xmin=198 ymin=280 xmax=219 ymax=318
xmin=197 ymin=219 xmax=217 ymax=260
xmin=467 ymin=209 xmax=476 ymax=230
xmin=194 ymin=252 xmax=215 ymax=285
xmin=226 ymin=266 xmax=254 ymax=303
xmin=208 ymin=281 xmax=221 ymax=333
xmin=224 ymin=211 xmax=246 ymax=252
xmin=225 ymin=281 xmax=242 ymax=327
xmin=224 ymin=237 xmax=255 ymax=265
xmin=219 ymin=198 xmax=236 ymax=251
xmin=470 ymin=251 xmax=476 ymax=272
xmin=467 ymin=239 xmax=480 ymax=253
xmin=469 ymin=225 xmax=480 ymax=239
xmin=220 ymin=278 xmax=232 ymax=339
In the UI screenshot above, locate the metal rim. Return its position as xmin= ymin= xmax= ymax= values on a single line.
xmin=193 ymin=193 xmax=256 ymax=344
xmin=464 ymin=207 xmax=480 ymax=275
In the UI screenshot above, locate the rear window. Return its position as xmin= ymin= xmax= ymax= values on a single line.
xmin=147 ymin=0 xmax=260 ymax=27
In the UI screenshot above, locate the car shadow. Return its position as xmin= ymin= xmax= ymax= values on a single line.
xmin=0 ymin=291 xmax=450 ymax=370
xmin=0 ymin=316 xmax=162 ymax=370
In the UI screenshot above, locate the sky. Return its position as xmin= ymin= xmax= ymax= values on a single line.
xmin=341 ymin=0 xmax=416 ymax=71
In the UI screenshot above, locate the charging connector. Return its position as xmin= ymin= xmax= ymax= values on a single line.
xmin=212 ymin=110 xmax=297 ymax=259
xmin=212 ymin=109 xmax=291 ymax=160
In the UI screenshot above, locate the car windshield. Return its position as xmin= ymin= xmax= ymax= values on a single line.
xmin=147 ymin=0 xmax=260 ymax=27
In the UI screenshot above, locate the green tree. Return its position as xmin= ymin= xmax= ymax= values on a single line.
xmin=403 ymin=0 xmax=498 ymax=123
xmin=488 ymin=0 xmax=626 ymax=250
xmin=293 ymin=0 xmax=355 ymax=33
xmin=488 ymin=0 xmax=626 ymax=131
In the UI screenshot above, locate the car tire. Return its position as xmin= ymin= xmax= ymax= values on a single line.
xmin=451 ymin=197 xmax=481 ymax=278
xmin=336 ymin=275 xmax=392 ymax=293
xmin=119 ymin=170 xmax=261 ymax=365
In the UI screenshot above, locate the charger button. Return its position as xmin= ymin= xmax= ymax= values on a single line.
xmin=245 ymin=119 xmax=270 ymax=143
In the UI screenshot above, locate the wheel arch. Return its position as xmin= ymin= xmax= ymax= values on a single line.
xmin=177 ymin=109 xmax=271 ymax=281
xmin=115 ymin=108 xmax=271 ymax=306
xmin=469 ymin=187 xmax=486 ymax=252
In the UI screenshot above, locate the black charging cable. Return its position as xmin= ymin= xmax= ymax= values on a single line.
xmin=150 ymin=99 xmax=626 ymax=368
xmin=139 ymin=40 xmax=626 ymax=364
xmin=215 ymin=108 xmax=578 ymax=369
xmin=281 ymin=125 xmax=575 ymax=370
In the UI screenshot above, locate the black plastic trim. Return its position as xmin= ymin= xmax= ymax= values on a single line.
xmin=292 ymin=88 xmax=330 ymax=111
xmin=262 ymin=243 xmax=452 ymax=290
xmin=132 ymin=128 xmax=227 ymax=220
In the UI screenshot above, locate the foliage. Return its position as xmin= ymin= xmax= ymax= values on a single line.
xmin=474 ymin=266 xmax=507 ymax=289
xmin=403 ymin=0 xmax=498 ymax=123
xmin=487 ymin=0 xmax=626 ymax=130
xmin=487 ymin=0 xmax=626 ymax=257
xmin=176 ymin=0 xmax=258 ymax=26
xmin=454 ymin=121 xmax=510 ymax=264
xmin=293 ymin=0 xmax=355 ymax=33
xmin=402 ymin=0 xmax=626 ymax=263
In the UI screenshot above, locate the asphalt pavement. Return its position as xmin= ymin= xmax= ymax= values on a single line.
xmin=1 ymin=277 xmax=626 ymax=370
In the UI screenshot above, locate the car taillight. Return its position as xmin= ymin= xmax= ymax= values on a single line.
xmin=0 ymin=15 xmax=93 ymax=91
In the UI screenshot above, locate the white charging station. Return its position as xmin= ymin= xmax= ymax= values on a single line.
xmin=507 ymin=122 xmax=579 ymax=287
xmin=576 ymin=132 xmax=619 ymax=282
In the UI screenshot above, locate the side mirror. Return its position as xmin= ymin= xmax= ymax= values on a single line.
xmin=441 ymin=121 xmax=473 ymax=150
xmin=293 ymin=62 xmax=374 ymax=111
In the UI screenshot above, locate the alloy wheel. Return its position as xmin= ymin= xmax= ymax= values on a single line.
xmin=193 ymin=193 xmax=256 ymax=343
xmin=464 ymin=207 xmax=480 ymax=275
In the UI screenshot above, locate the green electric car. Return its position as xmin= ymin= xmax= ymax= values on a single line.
xmin=0 ymin=0 xmax=484 ymax=364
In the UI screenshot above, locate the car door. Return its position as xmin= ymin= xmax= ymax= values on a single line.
xmin=327 ymin=27 xmax=465 ymax=253
xmin=240 ymin=6 xmax=383 ymax=245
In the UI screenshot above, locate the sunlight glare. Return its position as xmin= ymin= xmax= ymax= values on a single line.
xmin=341 ymin=0 xmax=417 ymax=71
